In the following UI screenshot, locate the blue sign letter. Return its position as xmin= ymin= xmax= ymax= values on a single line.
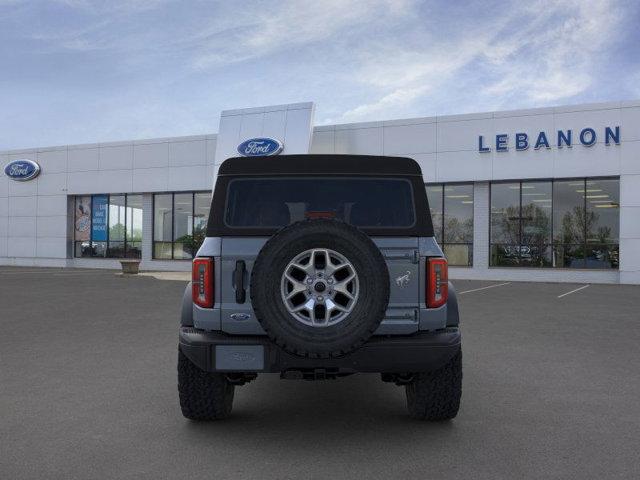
xmin=605 ymin=126 xmax=620 ymax=145
xmin=496 ymin=134 xmax=508 ymax=152
xmin=534 ymin=131 xmax=550 ymax=150
xmin=515 ymin=133 xmax=528 ymax=151
xmin=580 ymin=128 xmax=596 ymax=146
xmin=557 ymin=130 xmax=572 ymax=148
xmin=478 ymin=135 xmax=491 ymax=153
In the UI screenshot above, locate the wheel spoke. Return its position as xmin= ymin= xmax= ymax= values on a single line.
xmin=284 ymin=272 xmax=301 ymax=284
xmin=325 ymin=262 xmax=349 ymax=277
xmin=326 ymin=298 xmax=348 ymax=314
xmin=333 ymin=273 xmax=356 ymax=297
xmin=306 ymin=298 xmax=317 ymax=322
xmin=292 ymin=298 xmax=315 ymax=313
xmin=285 ymin=282 xmax=307 ymax=299
xmin=291 ymin=262 xmax=314 ymax=276
xmin=333 ymin=286 xmax=355 ymax=300
xmin=281 ymin=248 xmax=358 ymax=327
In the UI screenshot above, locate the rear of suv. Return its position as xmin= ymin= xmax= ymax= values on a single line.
xmin=178 ymin=155 xmax=462 ymax=421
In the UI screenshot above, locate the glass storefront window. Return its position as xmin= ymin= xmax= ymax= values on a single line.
xmin=520 ymin=181 xmax=552 ymax=267
xmin=73 ymin=193 xmax=143 ymax=259
xmin=426 ymin=183 xmax=473 ymax=266
xmin=173 ymin=193 xmax=193 ymax=260
xmin=490 ymin=182 xmax=520 ymax=267
xmin=585 ymin=178 xmax=619 ymax=269
xmin=553 ymin=180 xmax=586 ymax=268
xmin=194 ymin=192 xmax=210 ymax=252
xmin=426 ymin=185 xmax=443 ymax=244
xmin=153 ymin=194 xmax=173 ymax=259
xmin=126 ymin=195 xmax=143 ymax=258
xmin=153 ymin=192 xmax=211 ymax=260
xmin=108 ymin=195 xmax=126 ymax=258
xmin=491 ymin=178 xmax=619 ymax=269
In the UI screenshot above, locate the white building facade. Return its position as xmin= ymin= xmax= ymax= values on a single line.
xmin=1 ymin=100 xmax=639 ymax=284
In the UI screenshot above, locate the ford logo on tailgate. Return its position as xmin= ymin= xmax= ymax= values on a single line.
xmin=4 ymin=159 xmax=41 ymax=181
xmin=237 ymin=137 xmax=283 ymax=157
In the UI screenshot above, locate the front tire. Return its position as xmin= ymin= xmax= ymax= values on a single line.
xmin=405 ymin=349 xmax=462 ymax=420
xmin=178 ymin=349 xmax=234 ymax=420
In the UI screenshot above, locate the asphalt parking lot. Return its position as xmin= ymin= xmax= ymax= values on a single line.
xmin=1 ymin=268 xmax=639 ymax=480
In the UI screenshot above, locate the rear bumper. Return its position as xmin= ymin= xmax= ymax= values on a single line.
xmin=179 ymin=327 xmax=461 ymax=374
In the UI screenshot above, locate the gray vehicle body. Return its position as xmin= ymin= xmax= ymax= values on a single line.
xmin=181 ymin=236 xmax=459 ymax=333
xmin=179 ymin=154 xmax=460 ymax=376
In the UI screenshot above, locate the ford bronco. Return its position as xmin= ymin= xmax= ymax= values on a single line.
xmin=178 ymin=155 xmax=462 ymax=420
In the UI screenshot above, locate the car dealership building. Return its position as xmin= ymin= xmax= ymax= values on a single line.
xmin=1 ymin=100 xmax=639 ymax=284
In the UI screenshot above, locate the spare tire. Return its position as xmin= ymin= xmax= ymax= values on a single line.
xmin=251 ymin=219 xmax=390 ymax=358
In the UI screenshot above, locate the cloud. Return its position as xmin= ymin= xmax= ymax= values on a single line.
xmin=0 ymin=0 xmax=635 ymax=149
xmin=190 ymin=0 xmax=414 ymax=69
xmin=334 ymin=0 xmax=627 ymax=122
xmin=481 ymin=0 xmax=622 ymax=104
xmin=51 ymin=0 xmax=172 ymax=14
xmin=338 ymin=36 xmax=493 ymax=121
xmin=339 ymin=85 xmax=429 ymax=121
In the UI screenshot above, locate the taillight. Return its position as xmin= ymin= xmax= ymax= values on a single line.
xmin=427 ymin=258 xmax=448 ymax=308
xmin=192 ymin=258 xmax=214 ymax=308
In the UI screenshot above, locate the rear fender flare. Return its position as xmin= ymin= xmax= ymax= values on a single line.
xmin=181 ymin=282 xmax=194 ymax=327
xmin=446 ymin=281 xmax=459 ymax=327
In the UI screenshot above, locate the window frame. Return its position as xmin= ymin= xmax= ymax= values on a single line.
xmin=152 ymin=191 xmax=211 ymax=260
xmin=489 ymin=177 xmax=620 ymax=269
xmin=73 ymin=193 xmax=143 ymax=259
xmin=425 ymin=182 xmax=474 ymax=267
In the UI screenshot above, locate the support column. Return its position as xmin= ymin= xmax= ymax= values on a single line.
xmin=473 ymin=181 xmax=490 ymax=271
xmin=141 ymin=193 xmax=153 ymax=263
xmin=619 ymin=174 xmax=640 ymax=284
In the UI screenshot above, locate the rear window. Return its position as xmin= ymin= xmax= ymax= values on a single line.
xmin=224 ymin=177 xmax=415 ymax=228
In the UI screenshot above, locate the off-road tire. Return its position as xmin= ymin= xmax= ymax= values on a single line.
xmin=405 ymin=349 xmax=462 ymax=420
xmin=251 ymin=219 xmax=390 ymax=359
xmin=178 ymin=349 xmax=234 ymax=420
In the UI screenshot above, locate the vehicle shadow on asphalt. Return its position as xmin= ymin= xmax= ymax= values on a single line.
xmin=179 ymin=374 xmax=459 ymax=437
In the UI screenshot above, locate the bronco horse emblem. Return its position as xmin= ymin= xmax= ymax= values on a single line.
xmin=395 ymin=270 xmax=411 ymax=288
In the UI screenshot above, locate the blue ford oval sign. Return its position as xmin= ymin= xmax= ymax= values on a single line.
xmin=237 ymin=137 xmax=283 ymax=157
xmin=4 ymin=159 xmax=41 ymax=181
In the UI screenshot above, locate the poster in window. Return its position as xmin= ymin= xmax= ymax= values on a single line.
xmin=91 ymin=195 xmax=108 ymax=242
xmin=74 ymin=196 xmax=91 ymax=241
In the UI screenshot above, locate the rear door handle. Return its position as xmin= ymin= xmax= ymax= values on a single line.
xmin=233 ymin=260 xmax=246 ymax=304
xmin=383 ymin=250 xmax=419 ymax=263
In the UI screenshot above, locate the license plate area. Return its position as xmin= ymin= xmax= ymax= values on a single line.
xmin=215 ymin=345 xmax=265 ymax=371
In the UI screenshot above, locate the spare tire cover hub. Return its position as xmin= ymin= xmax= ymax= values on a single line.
xmin=280 ymin=248 xmax=359 ymax=327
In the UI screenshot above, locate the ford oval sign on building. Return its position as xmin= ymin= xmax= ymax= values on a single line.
xmin=237 ymin=137 xmax=283 ymax=157
xmin=4 ymin=159 xmax=41 ymax=181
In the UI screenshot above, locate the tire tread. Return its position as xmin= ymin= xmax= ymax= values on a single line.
xmin=406 ymin=349 xmax=462 ymax=421
xmin=178 ymin=349 xmax=234 ymax=421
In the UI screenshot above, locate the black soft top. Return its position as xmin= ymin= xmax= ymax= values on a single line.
xmin=218 ymin=155 xmax=423 ymax=176
xmin=208 ymin=154 xmax=433 ymax=237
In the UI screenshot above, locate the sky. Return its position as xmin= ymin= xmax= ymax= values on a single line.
xmin=1 ymin=0 xmax=639 ymax=150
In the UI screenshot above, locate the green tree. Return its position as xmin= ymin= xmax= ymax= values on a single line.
xmin=109 ymin=223 xmax=125 ymax=241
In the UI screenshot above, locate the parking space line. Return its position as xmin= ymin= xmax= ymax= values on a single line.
xmin=557 ymin=284 xmax=590 ymax=298
xmin=0 ymin=271 xmax=60 ymax=275
xmin=51 ymin=273 xmax=114 ymax=276
xmin=458 ymin=282 xmax=511 ymax=295
xmin=0 ymin=270 xmax=114 ymax=276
